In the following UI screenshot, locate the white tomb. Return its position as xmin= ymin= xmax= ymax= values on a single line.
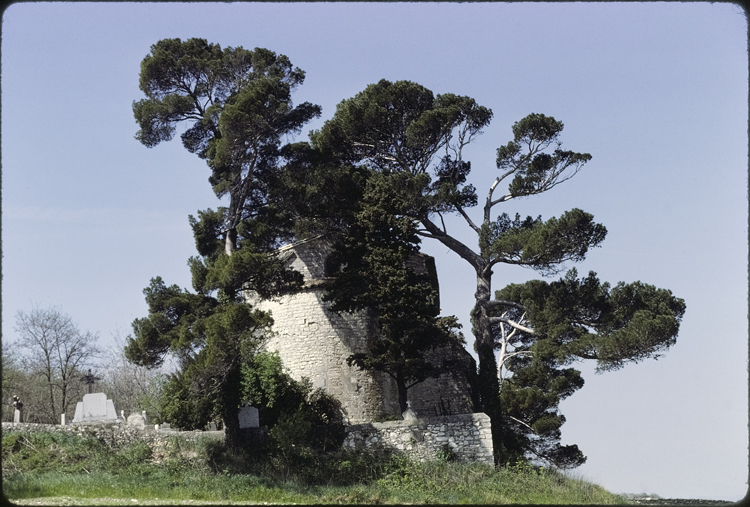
xmin=72 ymin=392 xmax=118 ymax=424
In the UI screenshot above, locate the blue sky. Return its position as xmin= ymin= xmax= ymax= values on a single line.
xmin=2 ymin=2 xmax=747 ymax=501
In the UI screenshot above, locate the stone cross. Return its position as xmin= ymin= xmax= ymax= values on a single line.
xmin=80 ymin=369 xmax=101 ymax=394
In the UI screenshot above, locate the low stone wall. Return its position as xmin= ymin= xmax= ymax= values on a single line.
xmin=1 ymin=422 xmax=224 ymax=449
xmin=343 ymin=412 xmax=493 ymax=465
xmin=3 ymin=414 xmax=494 ymax=466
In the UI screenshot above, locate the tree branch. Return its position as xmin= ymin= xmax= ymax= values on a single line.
xmin=485 ymin=168 xmax=517 ymax=220
xmin=488 ymin=299 xmax=526 ymax=312
xmin=509 ymin=415 xmax=536 ymax=434
xmin=489 ymin=317 xmax=535 ymax=335
xmin=419 ymin=215 xmax=484 ymax=269
xmin=455 ymin=203 xmax=481 ymax=233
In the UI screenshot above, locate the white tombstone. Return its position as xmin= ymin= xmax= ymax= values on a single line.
xmin=402 ymin=400 xmax=418 ymax=421
xmin=209 ymin=421 xmax=217 ymax=431
xmin=61 ymin=414 xmax=67 ymax=426
xmin=72 ymin=392 xmax=118 ymax=424
xmin=239 ymin=405 xmax=259 ymax=429
xmin=126 ymin=412 xmax=146 ymax=429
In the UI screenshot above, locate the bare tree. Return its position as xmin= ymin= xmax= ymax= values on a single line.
xmin=99 ymin=331 xmax=168 ymax=422
xmin=1 ymin=345 xmax=25 ymax=422
xmin=13 ymin=305 xmax=100 ymax=423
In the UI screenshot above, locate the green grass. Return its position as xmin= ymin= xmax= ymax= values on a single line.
xmin=3 ymin=430 xmax=627 ymax=504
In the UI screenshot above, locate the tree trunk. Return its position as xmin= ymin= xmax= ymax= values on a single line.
xmin=60 ymin=383 xmax=67 ymax=421
xmin=221 ymin=362 xmax=243 ymax=449
xmin=224 ymin=228 xmax=237 ymax=257
xmin=472 ymin=267 xmax=498 ymax=410
xmin=472 ymin=265 xmax=505 ymax=463
xmin=396 ymin=372 xmax=409 ymax=414
xmin=47 ymin=374 xmax=56 ymax=424
xmin=418 ymin=215 xmax=505 ymax=462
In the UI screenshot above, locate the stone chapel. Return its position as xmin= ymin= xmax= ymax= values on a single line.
xmin=246 ymin=234 xmax=475 ymax=424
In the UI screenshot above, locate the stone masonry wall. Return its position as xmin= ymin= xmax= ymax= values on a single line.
xmin=343 ymin=413 xmax=494 ymax=465
xmin=249 ymin=236 xmax=474 ymax=423
xmin=259 ymin=288 xmax=389 ymax=423
xmin=3 ymin=414 xmax=494 ymax=466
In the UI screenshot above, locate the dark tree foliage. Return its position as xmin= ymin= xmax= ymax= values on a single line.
xmin=272 ymin=142 xmax=370 ymax=238
xmin=497 ymin=360 xmax=586 ymax=469
xmin=494 ymin=269 xmax=686 ymax=372
xmin=126 ymin=278 xmax=275 ymax=445
xmin=323 ymin=171 xmax=466 ymax=414
xmin=491 ymin=269 xmax=685 ymax=467
xmin=133 ymin=37 xmax=320 ymax=259
xmin=160 ymin=368 xmax=214 ymax=431
xmin=128 ymin=38 xmax=317 ymax=447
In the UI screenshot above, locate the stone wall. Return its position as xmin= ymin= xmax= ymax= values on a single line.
xmin=249 ymin=235 xmax=474 ymax=423
xmin=343 ymin=413 xmax=494 ymax=465
xmin=1 ymin=422 xmax=224 ymax=449
xmin=258 ymin=288 xmax=390 ymax=423
xmin=2 ymin=414 xmax=494 ymax=466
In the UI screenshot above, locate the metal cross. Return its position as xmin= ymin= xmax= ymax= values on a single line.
xmin=80 ymin=369 xmax=101 ymax=394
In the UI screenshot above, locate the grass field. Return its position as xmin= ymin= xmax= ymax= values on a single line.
xmin=2 ymin=429 xmax=628 ymax=504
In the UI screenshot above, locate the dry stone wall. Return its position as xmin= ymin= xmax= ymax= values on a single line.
xmin=344 ymin=413 xmax=494 ymax=465
xmin=1 ymin=422 xmax=224 ymax=449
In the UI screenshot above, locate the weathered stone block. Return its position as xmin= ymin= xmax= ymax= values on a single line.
xmin=127 ymin=413 xmax=146 ymax=429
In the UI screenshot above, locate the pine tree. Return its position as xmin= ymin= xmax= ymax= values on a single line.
xmin=127 ymin=38 xmax=318 ymax=447
xmin=310 ymin=79 xmax=685 ymax=465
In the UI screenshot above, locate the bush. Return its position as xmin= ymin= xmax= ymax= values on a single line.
xmin=241 ymin=352 xmax=346 ymax=456
xmin=435 ymin=443 xmax=457 ymax=463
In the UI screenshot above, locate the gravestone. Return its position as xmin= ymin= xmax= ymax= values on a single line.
xmin=209 ymin=421 xmax=217 ymax=431
xmin=239 ymin=405 xmax=259 ymax=429
xmin=72 ymin=392 xmax=118 ymax=424
xmin=402 ymin=400 xmax=418 ymax=421
xmin=126 ymin=412 xmax=146 ymax=429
